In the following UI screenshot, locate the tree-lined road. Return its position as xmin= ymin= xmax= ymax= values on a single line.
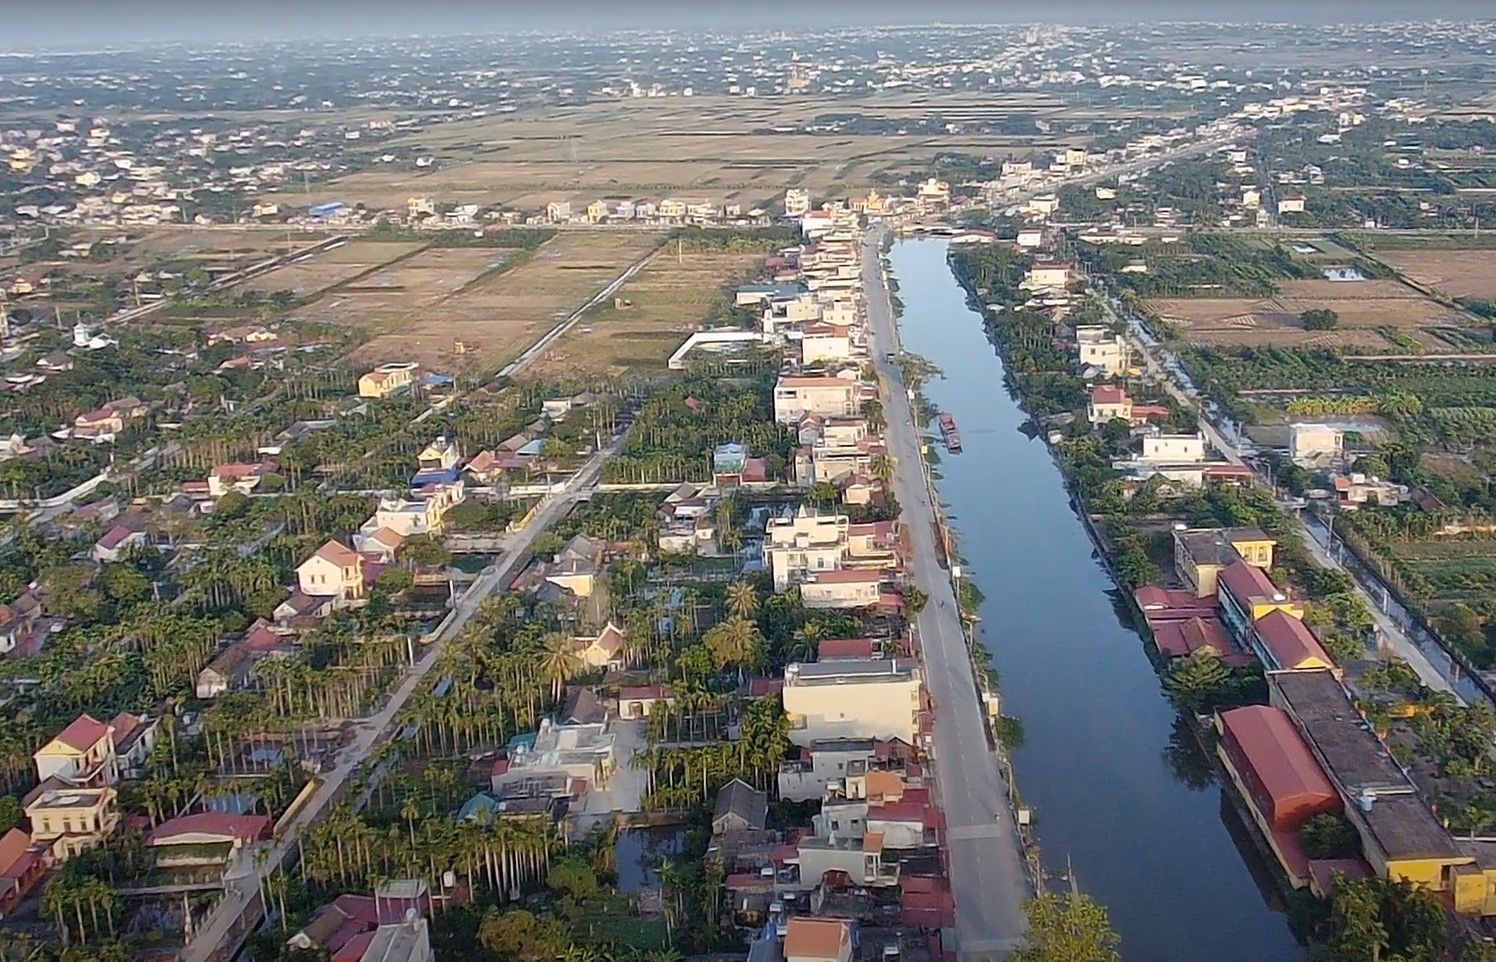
xmin=181 ymin=437 xmax=620 ymax=962
xmin=862 ymin=226 xmax=1030 ymax=959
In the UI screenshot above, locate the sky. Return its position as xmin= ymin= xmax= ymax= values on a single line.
xmin=5 ymin=0 xmax=1493 ymax=45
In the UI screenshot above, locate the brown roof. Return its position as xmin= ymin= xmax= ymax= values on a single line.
xmin=52 ymin=713 xmax=110 ymax=752
xmin=1254 ymin=610 xmax=1332 ymax=670
xmin=784 ymin=918 xmax=851 ymax=961
xmin=809 ymin=568 xmax=884 ymax=584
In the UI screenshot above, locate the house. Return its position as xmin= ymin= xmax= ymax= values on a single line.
xmin=794 ymin=829 xmax=898 ymax=889
xmin=1215 ymin=705 xmax=1342 ymax=889
xmin=1022 ymin=262 xmax=1070 ymax=289
xmin=0 ymin=828 xmax=45 ymax=917
xmin=784 ymin=918 xmax=854 ymax=962
xmin=497 ymin=716 xmax=616 ymax=794
xmin=774 ymin=376 xmax=859 ymax=424
xmin=297 ymin=540 xmax=365 ymax=600
xmin=148 ymin=813 xmax=271 ymax=866
xmin=0 ymin=593 xmax=43 ymax=655
xmin=782 ymin=659 xmax=923 ymax=747
xmin=1088 ymin=385 xmax=1132 ymax=425
xmin=92 ymin=522 xmax=147 ymax=562
xmin=275 ymin=591 xmax=332 ymax=625
xmin=208 ymin=460 xmax=277 ymax=497
xmin=359 ymin=526 xmax=407 ymax=562
xmin=1217 ymin=560 xmax=1303 ymax=640
xmin=777 ymin=738 xmax=878 ymax=801
xmin=1249 ymin=609 xmax=1338 ymax=676
xmin=23 ymin=785 xmax=119 ymax=860
xmin=799 ymin=324 xmax=853 ymax=364
xmin=366 ymin=482 xmax=465 ymax=538
xmin=288 ymin=882 xmax=435 ymax=960
xmin=361 ymin=918 xmax=434 ymax=962
xmin=1289 ymin=423 xmax=1343 ymax=466
xmin=1140 ymin=433 xmax=1205 ymax=463
xmin=72 ymin=407 xmax=125 ymax=442
xmin=713 ymin=778 xmax=769 ymax=835
xmin=570 ymin=622 xmax=625 ymax=670
xmin=416 ymin=436 xmax=461 ymax=475
xmin=801 ymin=568 xmax=885 ymax=609
xmin=1173 ymin=527 xmax=1277 ymax=598
xmin=357 ymin=363 xmax=417 ymax=399
xmin=543 ymin=534 xmax=607 ymax=598
xmin=1331 ymin=473 xmax=1407 ymax=508
xmin=1015 ymin=228 xmax=1044 ymax=248
xmin=34 ymin=714 xmax=118 ymax=786
xmin=1074 ymin=326 xmax=1127 ymax=375
xmin=764 ymin=506 xmax=851 ymax=591
xmin=819 ymin=638 xmax=876 ymax=661
xmin=109 ymin=712 xmax=156 ymax=779
xmin=1278 ymin=194 xmax=1307 ymax=214
xmin=196 ymin=644 xmax=255 ymax=698
xmin=784 ymin=189 xmax=811 ymax=216
xmin=617 ymin=685 xmax=675 ymax=721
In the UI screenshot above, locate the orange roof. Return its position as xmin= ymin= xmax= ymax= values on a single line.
xmin=784 ymin=918 xmax=851 ymax=961
xmin=313 ymin=540 xmax=360 ymax=567
xmin=861 ymin=830 xmax=885 ymax=852
xmin=865 ymin=769 xmax=905 ymax=802
xmin=1218 ymin=559 xmax=1282 ymax=605
xmin=366 ymin=527 xmax=407 ymax=549
xmin=52 ymin=713 xmax=110 ymax=752
xmin=1091 ymin=384 xmax=1129 ymax=405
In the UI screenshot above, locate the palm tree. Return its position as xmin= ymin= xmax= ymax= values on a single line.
xmin=539 ymin=633 xmax=583 ymax=704
xmin=724 ymin=581 xmax=758 ymax=621
xmin=870 ymin=453 xmax=896 ymax=485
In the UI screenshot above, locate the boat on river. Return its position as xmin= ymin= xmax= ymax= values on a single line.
xmin=938 ymin=412 xmax=962 ymax=453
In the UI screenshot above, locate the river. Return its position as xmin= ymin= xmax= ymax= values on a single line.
xmin=886 ymin=238 xmax=1303 ymax=962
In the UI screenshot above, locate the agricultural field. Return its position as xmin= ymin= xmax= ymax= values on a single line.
xmin=239 ymin=240 xmax=425 ymax=297
xmin=1376 ymin=249 xmax=1496 ymax=301
xmin=526 ymin=247 xmax=765 ymax=379
xmin=305 ymin=93 xmax=1109 ymax=212
xmin=346 ymin=231 xmax=665 ymax=370
xmin=303 ymin=246 xmax=515 ymax=323
xmin=1148 ymin=275 xmax=1474 ymax=351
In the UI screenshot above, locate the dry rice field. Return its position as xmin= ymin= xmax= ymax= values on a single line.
xmin=526 ymin=248 xmax=764 ymax=379
xmin=1377 ymin=250 xmax=1496 ymax=301
xmin=344 ymin=232 xmax=665 ymax=370
xmin=240 ymin=241 xmax=425 ymax=297
xmin=1149 ymin=276 xmax=1473 ymax=350
xmin=305 ymin=94 xmax=1109 ymax=213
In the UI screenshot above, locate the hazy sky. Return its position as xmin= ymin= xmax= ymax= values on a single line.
xmin=6 ymin=0 xmax=1493 ymax=45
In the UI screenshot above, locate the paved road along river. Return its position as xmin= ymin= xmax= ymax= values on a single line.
xmin=886 ymin=238 xmax=1304 ymax=962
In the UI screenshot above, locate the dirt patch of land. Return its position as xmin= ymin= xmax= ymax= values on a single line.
xmin=526 ymin=248 xmax=764 ymax=379
xmin=1149 ymin=276 xmax=1472 ymax=350
xmin=344 ymin=232 xmax=664 ymax=371
xmin=1378 ymin=250 xmax=1496 ymax=301
xmin=240 ymin=241 xmax=426 ymax=298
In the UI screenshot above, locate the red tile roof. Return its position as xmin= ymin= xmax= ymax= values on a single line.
xmin=1218 ymin=559 xmax=1283 ymax=605
xmin=1253 ymin=609 xmax=1332 ymax=670
xmin=0 ymin=828 xmax=37 ymax=878
xmin=1091 ymin=384 xmax=1128 ymax=405
xmin=749 ymin=677 xmax=784 ymax=697
xmin=52 ymin=713 xmax=110 ymax=752
xmin=1218 ymin=705 xmax=1337 ymax=826
xmin=818 ymin=637 xmax=875 ymax=660
xmin=1133 ymin=585 xmax=1216 ymax=618
xmin=148 ymin=813 xmax=271 ymax=845
xmin=1149 ymin=615 xmax=1233 ymax=659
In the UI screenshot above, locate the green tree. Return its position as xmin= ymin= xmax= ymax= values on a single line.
xmin=904 ymin=586 xmax=929 ymax=614
xmin=1301 ymin=308 xmax=1339 ymax=331
xmin=1012 ymin=892 xmax=1121 ymax=962
xmin=1298 ymin=813 xmax=1361 ymax=859
xmin=1162 ymin=649 xmax=1232 ymax=712
xmin=547 ymin=857 xmax=600 ymax=902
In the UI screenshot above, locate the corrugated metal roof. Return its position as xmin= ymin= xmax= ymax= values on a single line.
xmin=1219 ymin=705 xmax=1336 ymax=806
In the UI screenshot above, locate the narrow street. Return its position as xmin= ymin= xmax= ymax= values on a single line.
xmin=862 ymin=227 xmax=1030 ymax=959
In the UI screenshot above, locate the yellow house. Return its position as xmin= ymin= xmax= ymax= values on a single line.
xmin=586 ymin=200 xmax=607 ymax=223
xmin=34 ymin=714 xmax=118 ymax=786
xmin=659 ymin=198 xmax=686 ymax=219
xmin=357 ymin=363 xmax=417 ymax=399
xmin=296 ymin=540 xmax=365 ymax=599
xmin=1172 ymin=526 xmax=1277 ymax=598
xmin=24 ymin=785 xmax=120 ymax=861
xmin=570 ymin=622 xmax=625 ymax=670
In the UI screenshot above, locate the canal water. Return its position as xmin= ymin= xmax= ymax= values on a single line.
xmin=887 ymin=239 xmax=1303 ymax=962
